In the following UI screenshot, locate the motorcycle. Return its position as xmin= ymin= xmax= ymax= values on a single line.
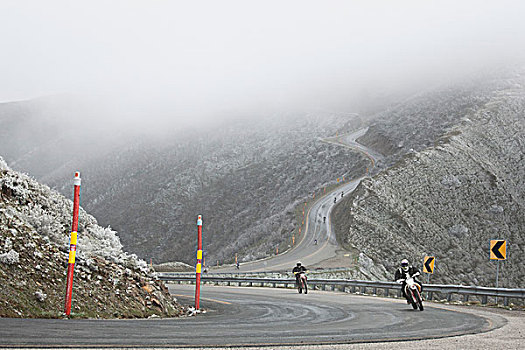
xmin=402 ymin=275 xmax=424 ymax=311
xmin=295 ymin=271 xmax=308 ymax=294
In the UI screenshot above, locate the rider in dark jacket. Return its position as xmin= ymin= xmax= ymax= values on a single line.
xmin=394 ymin=259 xmax=422 ymax=300
xmin=292 ymin=262 xmax=307 ymax=285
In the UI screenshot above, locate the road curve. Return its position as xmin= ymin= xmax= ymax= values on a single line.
xmin=0 ymin=284 xmax=503 ymax=348
xmin=213 ymin=128 xmax=381 ymax=273
xmin=0 ymin=285 xmax=505 ymax=347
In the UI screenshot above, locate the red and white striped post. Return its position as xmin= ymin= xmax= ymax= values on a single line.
xmin=195 ymin=215 xmax=203 ymax=310
xmin=64 ymin=172 xmax=81 ymax=316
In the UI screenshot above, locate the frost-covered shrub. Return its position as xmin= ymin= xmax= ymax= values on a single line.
xmin=0 ymin=157 xmax=149 ymax=270
xmin=0 ymin=249 xmax=20 ymax=265
xmin=0 ymin=156 xmax=9 ymax=171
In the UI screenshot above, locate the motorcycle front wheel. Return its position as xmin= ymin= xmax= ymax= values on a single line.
xmin=415 ymin=292 xmax=424 ymax=311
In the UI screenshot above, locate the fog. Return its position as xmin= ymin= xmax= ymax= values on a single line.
xmin=2 ymin=0 xmax=525 ymax=130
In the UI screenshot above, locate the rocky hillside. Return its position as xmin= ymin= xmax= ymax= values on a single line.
xmin=10 ymin=113 xmax=368 ymax=266
xmin=0 ymin=157 xmax=184 ymax=318
xmin=333 ymin=68 xmax=525 ymax=288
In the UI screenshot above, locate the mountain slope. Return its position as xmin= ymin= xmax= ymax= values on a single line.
xmin=333 ymin=69 xmax=525 ymax=288
xmin=39 ymin=114 xmax=368 ymax=265
xmin=0 ymin=157 xmax=184 ymax=318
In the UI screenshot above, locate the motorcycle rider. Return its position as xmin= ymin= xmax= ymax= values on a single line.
xmin=394 ymin=259 xmax=422 ymax=302
xmin=292 ymin=261 xmax=307 ymax=287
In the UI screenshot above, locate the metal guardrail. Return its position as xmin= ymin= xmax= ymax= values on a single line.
xmin=158 ymin=274 xmax=525 ymax=306
xmin=157 ymin=267 xmax=354 ymax=277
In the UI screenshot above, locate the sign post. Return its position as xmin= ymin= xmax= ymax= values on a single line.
xmin=422 ymin=256 xmax=435 ymax=300
xmin=64 ymin=172 xmax=81 ymax=316
xmin=490 ymin=240 xmax=507 ymax=304
xmin=195 ymin=215 xmax=203 ymax=310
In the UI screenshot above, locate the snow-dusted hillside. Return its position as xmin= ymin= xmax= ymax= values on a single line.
xmin=42 ymin=114 xmax=368 ymax=266
xmin=0 ymin=158 xmax=183 ymax=318
xmin=333 ymin=69 xmax=525 ymax=288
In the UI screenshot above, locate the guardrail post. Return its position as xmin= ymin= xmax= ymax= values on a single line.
xmin=352 ymin=286 xmax=356 ymax=293
xmin=463 ymin=294 xmax=469 ymax=302
xmin=504 ymin=297 xmax=509 ymax=306
xmin=372 ymin=287 xmax=377 ymax=295
xmin=360 ymin=286 xmax=366 ymax=294
xmin=447 ymin=293 xmax=452 ymax=302
xmin=384 ymin=288 xmax=389 ymax=297
xmin=397 ymin=289 xmax=402 ymax=298
xmin=482 ymin=295 xmax=488 ymax=304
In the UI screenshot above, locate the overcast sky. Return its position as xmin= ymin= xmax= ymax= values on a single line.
xmin=1 ymin=0 xmax=525 ymax=121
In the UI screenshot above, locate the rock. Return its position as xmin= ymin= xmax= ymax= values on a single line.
xmin=151 ymin=298 xmax=162 ymax=308
xmin=448 ymin=224 xmax=469 ymax=237
xmin=142 ymin=284 xmax=154 ymax=293
xmin=489 ymin=205 xmax=504 ymax=214
xmin=34 ymin=291 xmax=47 ymax=302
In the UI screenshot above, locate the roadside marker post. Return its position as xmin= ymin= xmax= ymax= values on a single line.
xmin=490 ymin=240 xmax=507 ymax=303
xmin=64 ymin=172 xmax=81 ymax=316
xmin=422 ymin=256 xmax=435 ymax=298
xmin=195 ymin=215 xmax=203 ymax=310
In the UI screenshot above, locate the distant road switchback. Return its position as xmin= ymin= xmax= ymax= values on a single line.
xmin=213 ymin=127 xmax=383 ymax=273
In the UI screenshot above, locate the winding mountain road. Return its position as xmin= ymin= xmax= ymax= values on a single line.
xmin=213 ymin=128 xmax=382 ymax=272
xmin=1 ymin=129 xmax=522 ymax=349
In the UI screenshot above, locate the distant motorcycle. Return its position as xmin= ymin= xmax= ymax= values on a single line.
xmin=401 ymin=275 xmax=424 ymax=311
xmin=295 ymin=271 xmax=308 ymax=294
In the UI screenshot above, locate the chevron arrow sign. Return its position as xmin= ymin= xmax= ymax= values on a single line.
xmin=423 ymin=256 xmax=435 ymax=274
xmin=490 ymin=240 xmax=506 ymax=260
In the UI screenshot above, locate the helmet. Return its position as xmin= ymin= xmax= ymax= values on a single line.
xmin=297 ymin=261 xmax=302 ymax=266
xmin=401 ymin=259 xmax=409 ymax=272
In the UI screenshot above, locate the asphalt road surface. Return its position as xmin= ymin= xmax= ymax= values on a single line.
xmin=212 ymin=128 xmax=381 ymax=273
xmin=0 ymin=284 xmax=502 ymax=348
